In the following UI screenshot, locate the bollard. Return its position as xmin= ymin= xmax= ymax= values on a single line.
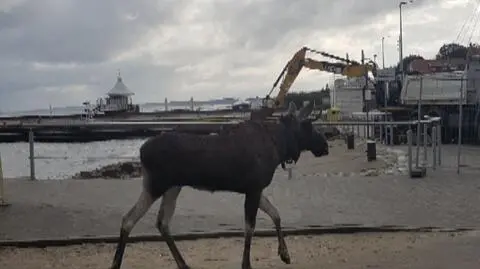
xmin=407 ymin=129 xmax=413 ymax=175
xmin=432 ymin=126 xmax=437 ymax=170
xmin=408 ymin=129 xmax=427 ymax=178
xmin=379 ymin=124 xmax=384 ymax=144
xmin=0 ymin=152 xmax=10 ymax=207
xmin=437 ymin=125 xmax=442 ymax=166
xmin=415 ymin=125 xmax=421 ymax=168
xmin=29 ymin=129 xmax=35 ymax=180
xmin=423 ymin=123 xmax=428 ymax=166
xmin=366 ymin=140 xmax=376 ymax=162
xmin=346 ymin=133 xmax=355 ymax=149
xmin=389 ymin=125 xmax=394 ymax=145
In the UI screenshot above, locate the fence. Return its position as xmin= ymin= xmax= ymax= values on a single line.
xmin=0 ymin=116 xmax=456 ymax=182
xmin=13 ymin=121 xmax=238 ymax=180
xmin=315 ymin=115 xmax=442 ymax=176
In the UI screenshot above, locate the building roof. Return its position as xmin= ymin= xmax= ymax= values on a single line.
xmin=409 ymin=59 xmax=466 ymax=74
xmin=108 ymin=71 xmax=134 ymax=97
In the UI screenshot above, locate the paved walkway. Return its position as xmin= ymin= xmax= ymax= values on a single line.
xmin=2 ymin=232 xmax=480 ymax=269
xmin=1 ymin=168 xmax=480 ymax=242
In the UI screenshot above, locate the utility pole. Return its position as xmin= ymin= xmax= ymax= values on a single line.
xmin=362 ymin=49 xmax=371 ymax=138
xmin=382 ymin=36 xmax=386 ymax=69
xmin=399 ymin=1 xmax=408 ymax=79
xmin=361 ymin=49 xmax=366 ymax=113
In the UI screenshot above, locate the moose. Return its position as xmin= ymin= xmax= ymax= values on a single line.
xmin=110 ymin=101 xmax=329 ymax=269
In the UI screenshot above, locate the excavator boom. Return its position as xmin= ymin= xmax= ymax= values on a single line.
xmin=273 ymin=47 xmax=374 ymax=108
xmin=251 ymin=47 xmax=376 ymax=121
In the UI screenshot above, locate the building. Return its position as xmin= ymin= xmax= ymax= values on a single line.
xmin=95 ymin=71 xmax=140 ymax=115
xmin=332 ymin=77 xmax=375 ymax=118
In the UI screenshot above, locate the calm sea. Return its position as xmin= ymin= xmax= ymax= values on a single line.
xmin=0 ymin=139 xmax=146 ymax=180
xmin=0 ymin=103 xmax=241 ymax=179
xmin=0 ymin=103 xmax=233 ymax=117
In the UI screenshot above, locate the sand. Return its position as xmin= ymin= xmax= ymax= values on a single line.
xmin=0 ymin=231 xmax=474 ymax=269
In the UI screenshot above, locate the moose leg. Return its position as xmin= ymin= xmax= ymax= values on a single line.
xmin=242 ymin=191 xmax=261 ymax=269
xmin=110 ymin=189 xmax=156 ymax=269
xmin=259 ymin=195 xmax=291 ymax=264
xmin=156 ymin=187 xmax=190 ymax=269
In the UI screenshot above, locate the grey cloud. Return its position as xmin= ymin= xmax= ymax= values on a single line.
xmin=213 ymin=0 xmax=432 ymax=50
xmin=0 ymin=0 xmax=464 ymax=112
xmin=0 ymin=0 xmax=186 ymax=64
xmin=0 ymin=59 xmax=176 ymax=111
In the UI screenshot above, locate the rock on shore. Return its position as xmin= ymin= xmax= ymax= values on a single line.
xmin=72 ymin=161 xmax=142 ymax=179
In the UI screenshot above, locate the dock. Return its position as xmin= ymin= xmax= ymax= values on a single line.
xmin=0 ymin=118 xmax=243 ymax=143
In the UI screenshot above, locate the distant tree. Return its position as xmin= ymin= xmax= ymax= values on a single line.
xmin=284 ymin=87 xmax=330 ymax=110
xmin=436 ymin=43 xmax=468 ymax=60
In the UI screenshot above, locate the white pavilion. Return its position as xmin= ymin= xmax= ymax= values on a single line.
xmin=96 ymin=71 xmax=139 ymax=114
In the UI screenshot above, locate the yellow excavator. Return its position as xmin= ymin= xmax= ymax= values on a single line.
xmin=250 ymin=46 xmax=377 ymax=120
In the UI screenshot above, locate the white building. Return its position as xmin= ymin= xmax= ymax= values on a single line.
xmin=96 ymin=71 xmax=139 ymax=114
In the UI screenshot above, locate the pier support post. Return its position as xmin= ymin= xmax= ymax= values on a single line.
xmin=437 ymin=124 xmax=442 ymax=166
xmin=423 ymin=123 xmax=428 ymax=166
xmin=432 ymin=126 xmax=437 ymax=170
xmin=29 ymin=129 xmax=35 ymax=181
xmin=0 ymin=152 xmax=10 ymax=207
xmin=407 ymin=129 xmax=412 ymax=175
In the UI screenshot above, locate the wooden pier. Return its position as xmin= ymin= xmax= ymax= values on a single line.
xmin=0 ymin=119 xmax=243 ymax=143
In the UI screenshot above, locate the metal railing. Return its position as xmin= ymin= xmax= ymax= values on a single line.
xmin=22 ymin=121 xmax=238 ymax=180
xmin=3 ymin=118 xmax=444 ymax=180
xmin=314 ymin=117 xmax=442 ymax=177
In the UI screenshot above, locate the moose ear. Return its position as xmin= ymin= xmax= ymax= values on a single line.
xmin=297 ymin=101 xmax=314 ymax=120
xmin=287 ymin=102 xmax=297 ymax=116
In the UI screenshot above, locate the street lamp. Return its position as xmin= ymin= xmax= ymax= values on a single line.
xmin=399 ymin=1 xmax=412 ymax=79
xmin=381 ymin=36 xmax=391 ymax=69
xmin=362 ymin=50 xmax=376 ymax=139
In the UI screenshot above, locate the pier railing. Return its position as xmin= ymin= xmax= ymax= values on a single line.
xmin=1 ymin=118 xmax=442 ymax=182
xmin=21 ymin=120 xmax=239 ymax=180
xmin=314 ymin=117 xmax=443 ymax=177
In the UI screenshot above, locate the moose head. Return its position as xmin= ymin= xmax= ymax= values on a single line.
xmin=279 ymin=101 xmax=329 ymax=163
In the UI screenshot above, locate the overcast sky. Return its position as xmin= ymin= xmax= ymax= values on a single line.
xmin=0 ymin=0 xmax=477 ymax=111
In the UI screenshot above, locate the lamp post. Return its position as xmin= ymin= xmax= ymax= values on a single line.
xmin=381 ymin=35 xmax=392 ymax=69
xmin=399 ymin=1 xmax=407 ymax=78
xmin=399 ymin=1 xmax=412 ymax=78
xmin=362 ymin=50 xmax=376 ymax=139
xmin=382 ymin=36 xmax=386 ymax=69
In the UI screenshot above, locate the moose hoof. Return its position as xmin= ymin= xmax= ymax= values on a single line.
xmin=278 ymin=247 xmax=291 ymax=264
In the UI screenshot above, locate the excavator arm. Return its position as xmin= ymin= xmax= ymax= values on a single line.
xmin=271 ymin=47 xmax=375 ymax=108
xmin=250 ymin=47 xmax=376 ymax=121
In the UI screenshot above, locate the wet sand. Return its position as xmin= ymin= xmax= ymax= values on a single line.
xmin=1 ymin=232 xmax=479 ymax=269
